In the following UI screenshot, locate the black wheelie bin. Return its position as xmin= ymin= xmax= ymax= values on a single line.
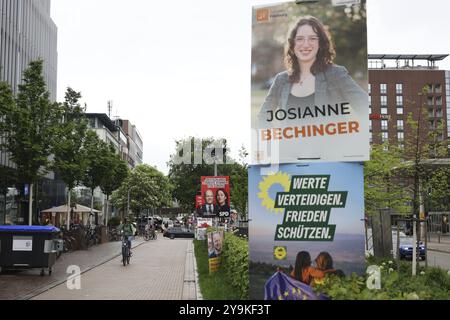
xmin=0 ymin=225 xmax=62 ymax=276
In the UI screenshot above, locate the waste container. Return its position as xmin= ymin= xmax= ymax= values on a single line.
xmin=0 ymin=226 xmax=61 ymax=276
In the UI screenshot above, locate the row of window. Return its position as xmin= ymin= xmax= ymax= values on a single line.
xmin=369 ymin=83 xmax=443 ymax=95
xmin=369 ymin=106 xmax=405 ymax=115
xmin=369 ymin=132 xmax=404 ymax=143
xmin=369 ymin=83 xmax=403 ymax=95
xmin=369 ymin=120 xmax=404 ymax=131
xmin=369 ymin=95 xmax=404 ymax=106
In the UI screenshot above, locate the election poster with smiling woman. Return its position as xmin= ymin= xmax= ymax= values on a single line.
xmin=248 ymin=163 xmax=365 ymax=300
xmin=251 ymin=0 xmax=369 ymax=164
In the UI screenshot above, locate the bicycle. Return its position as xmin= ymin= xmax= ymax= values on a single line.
xmin=121 ymin=235 xmax=131 ymax=266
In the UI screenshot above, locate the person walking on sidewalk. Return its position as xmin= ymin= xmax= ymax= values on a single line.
xmin=118 ymin=217 xmax=136 ymax=256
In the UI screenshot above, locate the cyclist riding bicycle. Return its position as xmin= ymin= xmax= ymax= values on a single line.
xmin=118 ymin=217 xmax=136 ymax=255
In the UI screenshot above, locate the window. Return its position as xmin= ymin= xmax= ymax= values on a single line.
xmin=381 ymin=107 xmax=388 ymax=115
xmin=397 ymin=120 xmax=404 ymax=130
xmin=89 ymin=118 xmax=96 ymax=128
xmin=368 ymin=84 xmax=371 ymax=94
xmin=396 ymin=83 xmax=403 ymax=94
xmin=436 ymin=96 xmax=442 ymax=106
xmin=397 ymin=132 xmax=404 ymax=141
xmin=396 ymin=96 xmax=403 ymax=106
xmin=369 ymin=121 xmax=372 ymax=132
xmin=435 ymin=84 xmax=442 ymax=94
xmin=397 ymin=107 xmax=404 ymax=115
xmin=428 ymin=97 xmax=434 ymax=106
xmin=382 ymin=132 xmax=388 ymax=142
xmin=380 ymin=96 xmax=387 ymax=106
xmin=398 ymin=143 xmax=404 ymax=149
xmin=368 ymin=95 xmax=371 ymax=106
xmin=369 ymin=106 xmax=372 ymax=115
xmin=381 ymin=120 xmax=388 ymax=131
xmin=380 ymin=84 xmax=387 ymax=94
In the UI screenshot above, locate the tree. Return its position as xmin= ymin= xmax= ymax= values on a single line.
xmin=81 ymin=130 xmax=112 ymax=224
xmin=99 ymin=153 xmax=129 ymax=225
xmin=227 ymin=146 xmax=249 ymax=220
xmin=0 ymin=60 xmax=61 ymax=225
xmin=167 ymin=137 xmax=249 ymax=218
xmin=0 ymin=81 xmax=16 ymax=203
xmin=51 ymin=87 xmax=88 ymax=229
xmin=364 ymin=142 xmax=409 ymax=217
xmin=167 ymin=137 xmax=221 ymax=212
xmin=111 ymin=164 xmax=172 ymax=218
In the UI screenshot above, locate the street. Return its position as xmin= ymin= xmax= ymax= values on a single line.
xmin=31 ymin=237 xmax=197 ymax=300
xmin=423 ymin=251 xmax=450 ymax=270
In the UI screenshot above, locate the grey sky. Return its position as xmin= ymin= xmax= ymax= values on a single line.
xmin=50 ymin=0 xmax=450 ymax=174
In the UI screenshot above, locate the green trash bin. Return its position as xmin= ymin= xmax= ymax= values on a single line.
xmin=0 ymin=226 xmax=62 ymax=276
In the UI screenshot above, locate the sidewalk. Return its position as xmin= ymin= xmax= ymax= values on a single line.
xmin=427 ymin=234 xmax=450 ymax=254
xmin=0 ymin=238 xmax=145 ymax=300
xmin=31 ymin=238 xmax=198 ymax=300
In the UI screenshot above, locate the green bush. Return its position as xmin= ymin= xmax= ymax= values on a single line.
xmin=314 ymin=258 xmax=450 ymax=300
xmin=221 ymin=232 xmax=249 ymax=300
xmin=108 ymin=216 xmax=121 ymax=227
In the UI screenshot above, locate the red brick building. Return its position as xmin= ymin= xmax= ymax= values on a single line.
xmin=368 ymin=54 xmax=449 ymax=154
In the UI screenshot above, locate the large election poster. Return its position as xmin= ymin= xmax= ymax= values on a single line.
xmin=251 ymin=0 xmax=369 ymax=164
xmin=198 ymin=176 xmax=231 ymax=219
xmin=248 ymin=163 xmax=365 ymax=300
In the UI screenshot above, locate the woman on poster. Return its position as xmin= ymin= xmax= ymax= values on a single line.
xmin=258 ymin=15 xmax=367 ymax=125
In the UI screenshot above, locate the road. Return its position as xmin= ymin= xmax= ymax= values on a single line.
xmin=31 ymin=237 xmax=198 ymax=300
xmin=423 ymin=251 xmax=450 ymax=270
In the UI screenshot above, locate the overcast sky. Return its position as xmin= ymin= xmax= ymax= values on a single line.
xmin=50 ymin=0 xmax=450 ymax=174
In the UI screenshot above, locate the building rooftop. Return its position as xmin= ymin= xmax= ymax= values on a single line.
xmin=85 ymin=113 xmax=118 ymax=132
xmin=368 ymin=54 xmax=449 ymax=70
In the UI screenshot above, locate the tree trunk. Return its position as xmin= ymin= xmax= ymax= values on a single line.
xmin=105 ymin=195 xmax=109 ymax=226
xmin=28 ymin=183 xmax=33 ymax=226
xmin=67 ymin=188 xmax=71 ymax=230
xmin=91 ymin=189 xmax=94 ymax=225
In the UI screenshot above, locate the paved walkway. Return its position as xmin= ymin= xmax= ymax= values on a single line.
xmin=31 ymin=237 xmax=197 ymax=300
xmin=427 ymin=234 xmax=450 ymax=253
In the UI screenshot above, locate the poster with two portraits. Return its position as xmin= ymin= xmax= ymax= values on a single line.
xmin=197 ymin=176 xmax=231 ymax=220
xmin=250 ymin=0 xmax=369 ymax=299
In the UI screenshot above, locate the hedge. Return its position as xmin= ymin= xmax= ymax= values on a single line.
xmin=221 ymin=232 xmax=249 ymax=300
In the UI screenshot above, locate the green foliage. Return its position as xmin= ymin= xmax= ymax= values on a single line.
xmin=108 ymin=216 xmax=121 ymax=227
xmin=52 ymin=87 xmax=88 ymax=191
xmin=193 ymin=239 xmax=239 ymax=300
xmin=100 ymin=153 xmax=129 ymax=198
xmin=314 ymin=258 xmax=450 ymax=300
xmin=81 ymin=130 xmax=112 ymax=194
xmin=0 ymin=60 xmax=61 ymax=184
xmin=221 ymin=232 xmax=249 ymax=300
xmin=364 ymin=142 xmax=409 ymax=216
xmin=168 ymin=137 xmax=222 ymax=212
xmin=167 ymin=137 xmax=248 ymax=216
xmin=111 ymin=164 xmax=172 ymax=214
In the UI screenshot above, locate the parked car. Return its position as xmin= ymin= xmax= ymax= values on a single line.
xmin=399 ymin=237 xmax=426 ymax=260
xmin=163 ymin=227 xmax=194 ymax=239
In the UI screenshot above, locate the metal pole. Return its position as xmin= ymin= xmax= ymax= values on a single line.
xmin=425 ymin=218 xmax=428 ymax=269
xmin=412 ymin=217 xmax=417 ymax=276
xmin=214 ymin=162 xmax=217 ymax=176
xmin=127 ymin=189 xmax=130 ymax=218
xmin=396 ymin=219 xmax=400 ymax=265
